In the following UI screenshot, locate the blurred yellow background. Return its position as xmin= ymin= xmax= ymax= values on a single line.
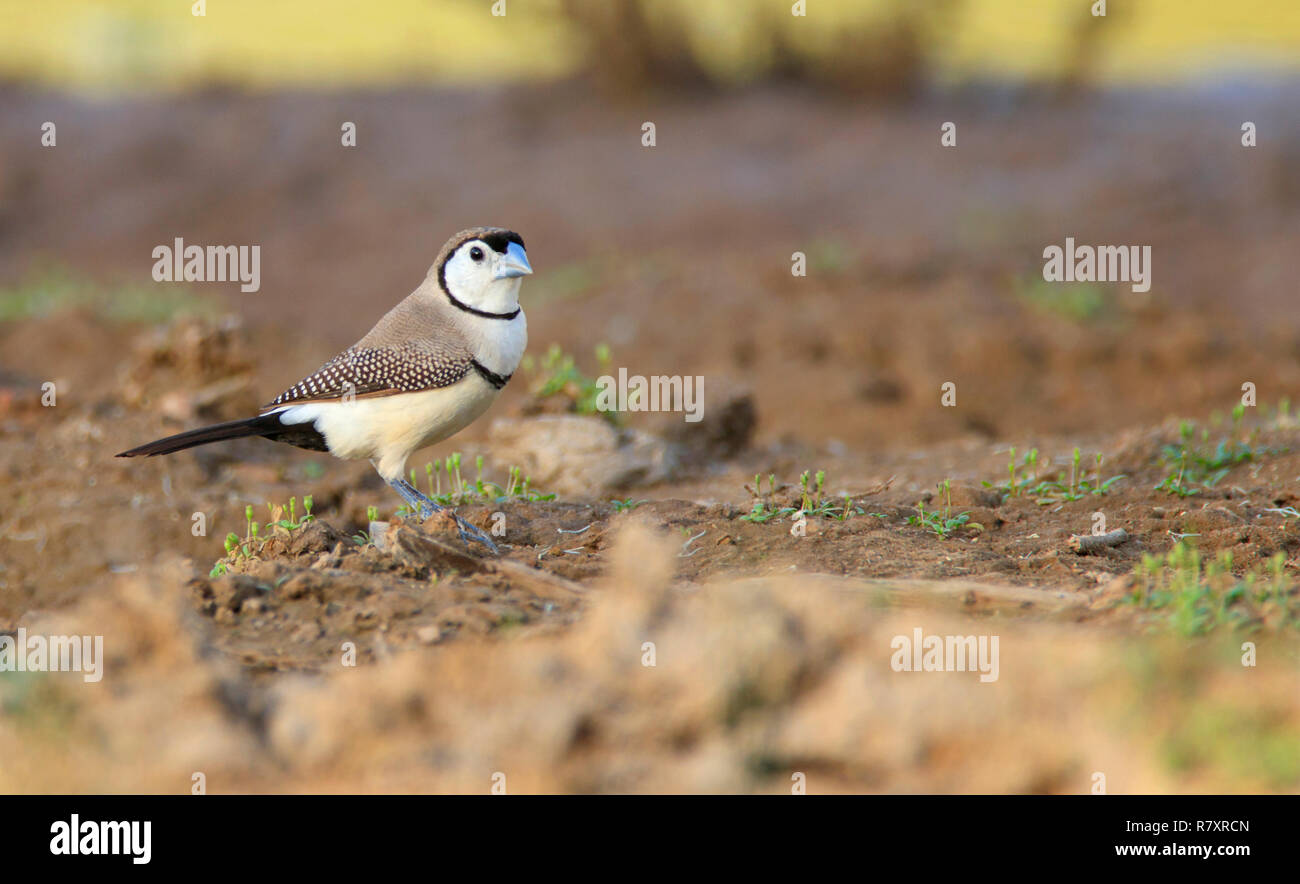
xmin=2 ymin=0 xmax=1298 ymax=93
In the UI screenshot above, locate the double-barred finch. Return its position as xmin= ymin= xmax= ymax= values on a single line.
xmin=117 ymin=227 xmax=533 ymax=553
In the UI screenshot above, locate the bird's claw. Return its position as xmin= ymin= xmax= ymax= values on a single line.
xmin=451 ymin=514 xmax=499 ymax=555
xmin=388 ymin=477 xmax=499 ymax=554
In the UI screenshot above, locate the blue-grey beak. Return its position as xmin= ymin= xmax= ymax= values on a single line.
xmin=495 ymin=242 xmax=532 ymax=279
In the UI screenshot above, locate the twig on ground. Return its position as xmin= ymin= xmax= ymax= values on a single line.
xmin=1068 ymin=528 xmax=1129 ymax=554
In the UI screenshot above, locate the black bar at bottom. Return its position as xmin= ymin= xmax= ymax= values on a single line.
xmin=1 ymin=795 xmax=1283 ymax=870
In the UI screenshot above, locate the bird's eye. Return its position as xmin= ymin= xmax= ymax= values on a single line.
xmin=469 ymin=246 xmax=484 ymax=262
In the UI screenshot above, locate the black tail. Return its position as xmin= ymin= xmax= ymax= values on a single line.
xmin=116 ymin=413 xmax=318 ymax=458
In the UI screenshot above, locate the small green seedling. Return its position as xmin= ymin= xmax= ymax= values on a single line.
xmin=1154 ymin=411 xmax=1278 ymax=498
xmin=265 ymin=495 xmax=314 ymax=532
xmin=1124 ymin=542 xmax=1299 ymax=634
xmin=210 ymin=495 xmax=317 ymax=573
xmin=523 ymin=343 xmax=618 ymax=422
xmin=984 ymin=446 xmax=1053 ymax=499
xmin=352 ymin=504 xmax=382 ymax=545
xmin=396 ymin=454 xmax=556 ymax=516
xmin=741 ymin=470 xmax=862 ymax=523
xmin=741 ymin=473 xmax=795 ymax=523
xmin=908 ymin=479 xmax=974 ymax=537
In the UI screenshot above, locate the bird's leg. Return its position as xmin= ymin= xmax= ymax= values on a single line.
xmin=386 ymin=476 xmax=499 ymax=555
xmin=387 ymin=476 xmax=444 ymax=515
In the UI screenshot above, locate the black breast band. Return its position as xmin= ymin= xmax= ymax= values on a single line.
xmin=471 ymin=360 xmax=512 ymax=390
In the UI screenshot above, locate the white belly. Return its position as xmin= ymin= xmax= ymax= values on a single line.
xmin=273 ymin=374 xmax=499 ymax=480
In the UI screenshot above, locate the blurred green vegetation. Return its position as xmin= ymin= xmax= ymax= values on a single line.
xmin=2 ymin=0 xmax=1299 ymax=94
xmin=0 ymin=269 xmax=216 ymax=323
xmin=1162 ymin=702 xmax=1300 ymax=787
xmin=1120 ymin=642 xmax=1300 ymax=790
xmin=1017 ymin=276 xmax=1112 ymax=323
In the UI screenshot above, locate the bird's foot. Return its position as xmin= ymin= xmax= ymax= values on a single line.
xmin=447 ymin=512 xmax=499 ymax=554
xmin=389 ymin=479 xmax=498 ymax=555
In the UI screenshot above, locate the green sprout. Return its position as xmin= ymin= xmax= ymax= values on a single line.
xmin=1124 ymin=542 xmax=1299 ymax=634
xmin=523 ymin=343 xmax=618 ymax=422
xmin=908 ymin=479 xmax=974 ymax=537
xmin=741 ymin=473 xmax=795 ymax=523
xmin=742 ymin=470 xmax=863 ymax=523
xmin=987 ymin=445 xmax=1123 ymax=503
xmin=983 ymin=446 xmax=1044 ymax=498
xmin=211 ymin=495 xmax=319 ymax=573
xmin=395 ymin=453 xmax=556 ymax=518
xmin=1155 ymin=412 xmax=1278 ymax=498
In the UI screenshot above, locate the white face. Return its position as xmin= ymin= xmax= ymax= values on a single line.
xmin=441 ymin=238 xmax=532 ymax=316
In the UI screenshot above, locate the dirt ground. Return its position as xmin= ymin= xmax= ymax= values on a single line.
xmin=1 ymin=86 xmax=1299 ymax=793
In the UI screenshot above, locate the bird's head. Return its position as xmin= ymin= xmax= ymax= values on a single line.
xmin=434 ymin=227 xmax=531 ymax=317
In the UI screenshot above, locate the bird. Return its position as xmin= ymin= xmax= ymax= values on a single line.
xmin=117 ymin=227 xmax=532 ymax=554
